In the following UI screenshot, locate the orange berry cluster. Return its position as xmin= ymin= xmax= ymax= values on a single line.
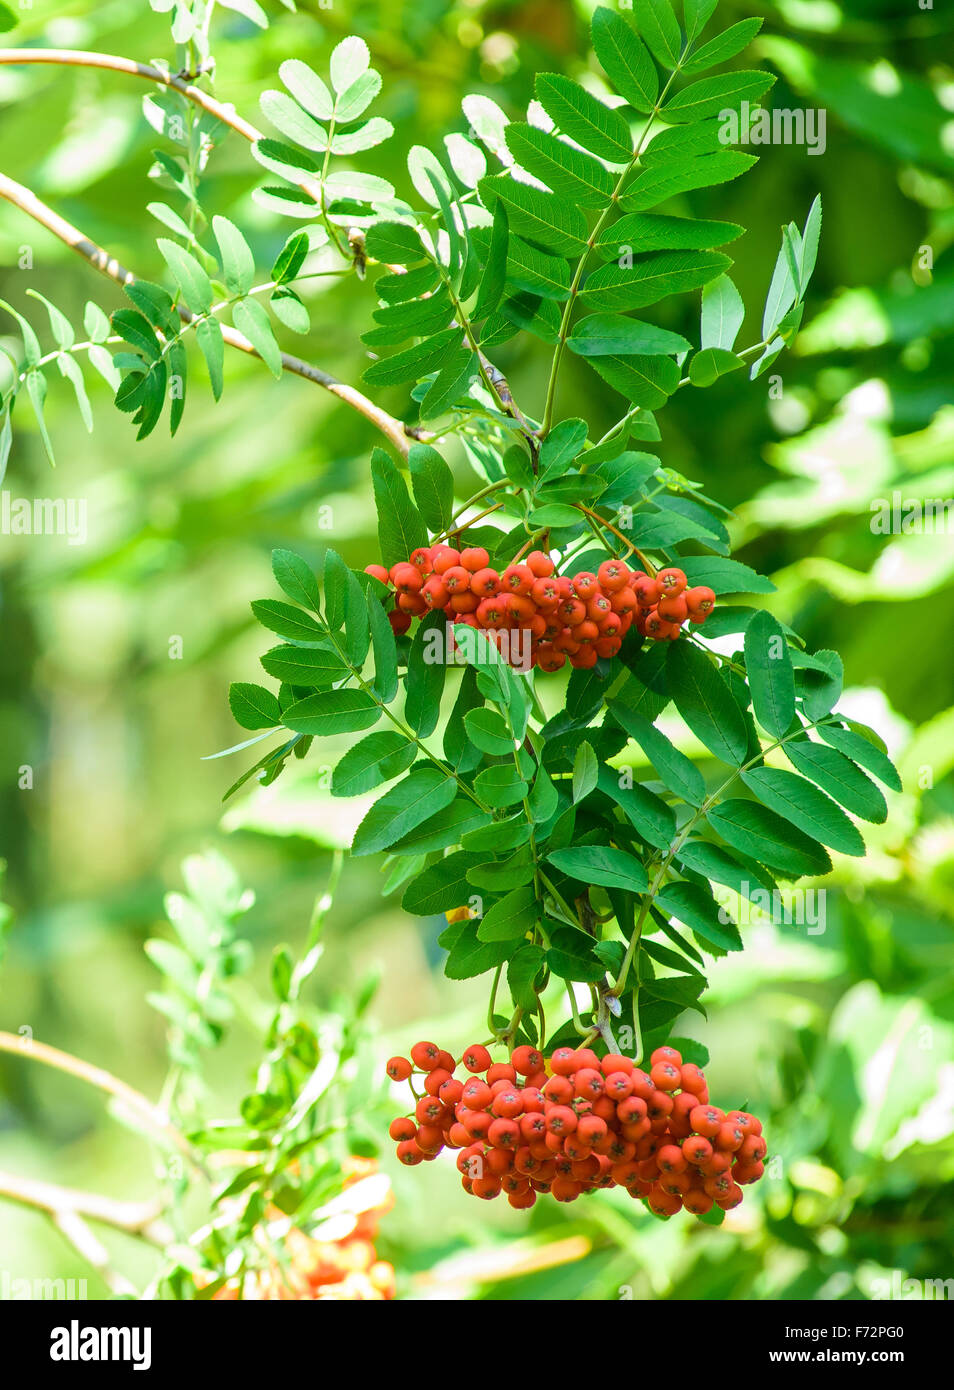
xmin=386 ymin=1042 xmax=765 ymax=1216
xmin=208 ymin=1159 xmax=396 ymax=1300
xmin=365 ymin=548 xmax=716 ymax=671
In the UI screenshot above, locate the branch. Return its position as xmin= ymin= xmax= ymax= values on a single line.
xmin=0 ymin=1029 xmax=204 ymax=1176
xmin=0 ymin=1168 xmax=169 ymax=1242
xmin=0 ymin=47 xmax=419 ymax=455
xmin=0 ymin=48 xmax=264 ymax=143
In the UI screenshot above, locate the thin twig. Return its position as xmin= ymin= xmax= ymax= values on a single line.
xmin=0 ymin=1030 xmax=203 ymax=1175
xmin=0 ymin=1168 xmax=171 ymax=1244
xmin=0 ymin=45 xmax=420 ymax=457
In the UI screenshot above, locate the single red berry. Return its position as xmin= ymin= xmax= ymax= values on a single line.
xmin=527 ymin=550 xmax=555 ymax=578
xmin=597 ymin=559 xmax=629 ymax=592
xmin=460 ymin=546 xmax=490 ymax=573
xmin=511 ymin=1044 xmax=544 ymax=1076
xmin=657 ymin=567 xmax=687 ymax=595
xmin=386 ymin=1056 xmax=412 ymax=1081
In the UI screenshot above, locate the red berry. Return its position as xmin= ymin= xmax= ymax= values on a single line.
xmin=386 ymin=1056 xmax=412 ymax=1081
xmin=657 ymin=567 xmax=687 ymax=595
xmin=460 ymin=547 xmax=490 ymax=573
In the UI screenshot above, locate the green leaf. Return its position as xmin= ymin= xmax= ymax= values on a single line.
xmin=681 ymin=556 xmax=775 ymax=595
xmin=504 ymin=123 xmax=614 ymax=208
xmin=278 ymin=59 xmax=334 ymax=120
xmin=591 ymin=6 xmax=658 ymax=112
xmin=539 ymin=418 xmax=588 ymax=480
xmin=363 ymin=328 xmax=463 ymax=386
xmin=332 ymin=731 xmax=416 ymax=797
xmin=587 ymin=353 xmax=680 ymax=409
xmin=797 ymin=649 xmax=843 ymax=720
xmin=621 ymin=152 xmax=757 ymax=210
xmin=797 ymin=194 xmax=823 ymax=296
xmin=370 ymin=448 xmax=427 ymax=566
xmin=597 ymin=765 xmax=675 ymax=851
xmin=683 ymin=18 xmax=763 ymax=73
xmin=364 ymin=221 xmax=424 ymax=265
xmin=581 ymin=251 xmax=732 ymax=312
xmin=688 ymin=348 xmax=743 ymax=387
xmin=762 ymin=223 xmax=801 ymax=341
xmin=283 ymin=689 xmax=381 ymax=736
xmin=271 ymin=232 xmax=310 ymax=285
xmin=818 ymin=724 xmax=901 ymax=793
xmin=233 ymin=297 xmax=283 ymax=379
xmin=57 ymin=354 xmax=93 ymax=432
xmin=368 ymin=598 xmax=399 ymax=704
xmin=402 ymin=851 xmax=481 ymax=915
xmin=212 ymin=216 xmax=255 ymax=297
xmin=656 ymin=881 xmax=742 ymax=952
xmin=408 ymin=442 xmax=454 ymax=531
xmin=477 ymin=886 xmax=538 ymax=942
xmin=529 ymin=766 xmax=560 ymax=823
xmin=464 ymin=708 xmax=513 ymax=757
xmin=251 ymin=598 xmax=325 ymax=643
xmin=535 ymin=72 xmax=633 ymax=161
xmin=478 ymin=176 xmax=585 ymax=259
xmin=505 ymin=236 xmax=571 ymax=301
xmin=567 ymin=313 xmax=691 ymax=358
xmin=508 ymin=944 xmax=546 ymax=1011
xmin=683 ymin=0 xmax=717 ymax=44
xmin=744 ymin=610 xmax=796 ymax=740
xmin=157 ymin=238 xmax=214 ymax=313
xmin=334 ymin=70 xmax=382 ymax=125
xmin=675 ymin=838 xmax=777 ymax=905
xmin=607 ymin=700 xmax=705 ymax=806
xmin=667 ymin=640 xmax=748 ymax=765
xmin=195 ymin=317 xmax=225 ymax=400
xmin=701 ymin=274 xmax=744 ymax=352
xmin=330 ymin=35 xmax=370 ymax=95
xmin=634 ymin=0 xmax=683 ymax=69
xmin=260 ymin=645 xmax=347 ymax=686
xmin=741 ymin=767 xmax=865 ymax=857
xmin=26 ymin=289 xmax=74 ymax=349
xmin=707 ymin=799 xmax=831 ymax=878
xmin=229 ymin=682 xmax=281 ymax=730
xmin=546 ymin=926 xmax=605 ymax=983
xmin=547 ymin=845 xmax=649 ymax=893
xmin=405 ymin=611 xmax=447 ymax=738
xmin=272 ymin=549 xmax=321 ymax=611
xmin=595 ymin=213 xmax=743 ymax=258
xmin=352 ymin=767 xmax=458 ymax=856
xmin=24 ymin=371 xmax=55 ymax=464
xmin=664 ymin=71 xmax=776 ymax=124
xmin=472 ymin=201 xmax=510 ymax=321
xmin=784 ymin=738 xmax=887 ymax=824
xmin=261 ymin=88 xmax=329 ymax=149
xmin=572 ymin=741 xmax=599 ymax=803
xmin=442 ymin=921 xmax=510 ymax=980
xmin=420 ymin=350 xmax=477 ymax=419
xmin=473 ymin=764 xmax=529 ymax=809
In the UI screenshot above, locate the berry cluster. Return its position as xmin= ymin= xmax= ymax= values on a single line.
xmin=365 ymin=548 xmax=716 ymax=671
xmin=387 ymin=1042 xmax=765 ymax=1216
xmin=207 ymin=1158 xmax=396 ymax=1300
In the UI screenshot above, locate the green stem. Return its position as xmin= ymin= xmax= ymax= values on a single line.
xmin=610 ymin=712 xmax=827 ymax=997
xmin=540 ymin=66 xmax=683 ymax=436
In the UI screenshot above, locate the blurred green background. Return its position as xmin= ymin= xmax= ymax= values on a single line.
xmin=1 ymin=0 xmax=953 ymax=1299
